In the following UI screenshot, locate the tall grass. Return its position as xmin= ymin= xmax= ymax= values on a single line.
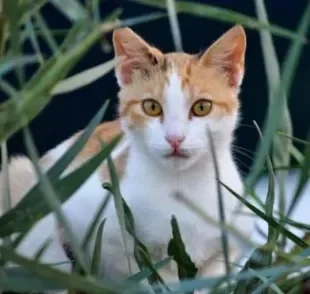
xmin=0 ymin=0 xmax=309 ymax=293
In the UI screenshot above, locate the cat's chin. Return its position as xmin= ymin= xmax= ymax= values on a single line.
xmin=158 ymin=154 xmax=200 ymax=171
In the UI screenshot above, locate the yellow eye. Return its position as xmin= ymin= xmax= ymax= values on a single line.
xmin=142 ymin=99 xmax=162 ymax=117
xmin=191 ymin=99 xmax=212 ymax=117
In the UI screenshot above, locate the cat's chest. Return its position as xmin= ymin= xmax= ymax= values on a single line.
xmin=120 ymin=171 xmax=225 ymax=245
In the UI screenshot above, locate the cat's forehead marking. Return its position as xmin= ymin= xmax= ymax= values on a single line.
xmin=163 ymin=66 xmax=188 ymax=119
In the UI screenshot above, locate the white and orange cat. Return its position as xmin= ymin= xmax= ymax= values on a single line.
xmin=0 ymin=25 xmax=255 ymax=292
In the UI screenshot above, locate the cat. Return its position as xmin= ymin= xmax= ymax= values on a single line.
xmin=0 ymin=25 xmax=255 ymax=293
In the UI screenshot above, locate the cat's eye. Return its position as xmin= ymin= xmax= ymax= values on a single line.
xmin=142 ymin=99 xmax=162 ymax=117
xmin=191 ymin=99 xmax=212 ymax=117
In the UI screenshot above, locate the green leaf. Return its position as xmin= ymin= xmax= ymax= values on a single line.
xmin=0 ymin=246 xmax=124 ymax=293
xmin=52 ymin=59 xmax=116 ymax=95
xmin=0 ymin=55 xmax=39 ymax=77
xmin=0 ymin=21 xmax=103 ymax=144
xmin=33 ymin=11 xmax=59 ymax=55
xmin=246 ymin=1 xmax=310 ymax=190
xmin=220 ymin=181 xmax=309 ymax=249
xmin=82 ymin=192 xmax=111 ymax=251
xmin=131 ymin=0 xmax=307 ymax=42
xmin=233 ymin=245 xmax=273 ymax=293
xmin=287 ymin=138 xmax=310 ymax=216
xmin=168 ymin=215 xmax=198 ymax=282
xmin=127 ymin=257 xmax=173 ymax=283
xmin=22 ymin=125 xmax=89 ymax=273
xmin=90 ymin=219 xmax=105 ymax=276
xmin=105 ymin=155 xmax=133 ymax=276
xmin=50 ymin=0 xmax=89 ymax=22
xmin=207 ymin=128 xmax=230 ymax=276
xmin=0 ymin=134 xmax=122 ymax=237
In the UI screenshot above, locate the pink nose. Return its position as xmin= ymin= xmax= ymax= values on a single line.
xmin=165 ymin=135 xmax=185 ymax=150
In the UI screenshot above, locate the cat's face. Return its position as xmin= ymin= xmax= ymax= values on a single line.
xmin=113 ymin=26 xmax=246 ymax=171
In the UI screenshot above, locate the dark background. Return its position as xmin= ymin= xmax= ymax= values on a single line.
xmin=1 ymin=0 xmax=310 ymax=176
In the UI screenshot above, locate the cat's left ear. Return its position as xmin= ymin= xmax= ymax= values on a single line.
xmin=199 ymin=25 xmax=246 ymax=88
xmin=113 ymin=27 xmax=163 ymax=86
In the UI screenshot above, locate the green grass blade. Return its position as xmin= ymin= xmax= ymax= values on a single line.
xmin=127 ymin=257 xmax=173 ymax=283
xmin=0 ymin=134 xmax=122 ymax=237
xmin=33 ymin=11 xmax=59 ymax=55
xmin=0 ymin=55 xmax=39 ymax=77
xmin=3 ymin=0 xmax=24 ymax=86
xmin=22 ymin=126 xmax=89 ymax=274
xmin=165 ymin=0 xmax=183 ymax=51
xmin=0 ymin=246 xmax=124 ymax=293
xmin=246 ymin=2 xmax=310 ymax=189
xmin=1 ymin=141 xmax=11 ymax=247
xmin=0 ymin=23 xmax=103 ymax=144
xmin=90 ymin=219 xmax=105 ymax=276
xmin=253 ymin=122 xmax=278 ymax=252
xmin=131 ymin=0 xmax=307 ymax=42
xmin=105 ymin=155 xmax=132 ymax=275
xmin=208 ymin=128 xmax=230 ymax=277
xmin=52 ymin=59 xmax=116 ymax=95
xmin=50 ymin=0 xmax=89 ymax=22
xmin=168 ymin=215 xmax=198 ymax=282
xmin=220 ymin=181 xmax=308 ymax=248
xmin=25 ymin=16 xmax=44 ymax=65
xmin=34 ymin=238 xmax=53 ymax=261
xmin=290 ymin=145 xmax=304 ymax=164
xmin=287 ymin=138 xmax=310 ymax=216
xmin=82 ymin=192 xmax=111 ymax=251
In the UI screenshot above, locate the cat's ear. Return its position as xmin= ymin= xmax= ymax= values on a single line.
xmin=112 ymin=27 xmax=163 ymax=86
xmin=199 ymin=25 xmax=246 ymax=88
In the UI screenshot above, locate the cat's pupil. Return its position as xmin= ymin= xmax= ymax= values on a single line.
xmin=199 ymin=103 xmax=204 ymax=111
xmin=151 ymin=103 xmax=156 ymax=110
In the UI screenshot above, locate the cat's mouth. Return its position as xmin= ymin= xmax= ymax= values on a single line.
xmin=165 ymin=150 xmax=189 ymax=159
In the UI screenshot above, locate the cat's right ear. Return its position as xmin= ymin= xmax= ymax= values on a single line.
xmin=112 ymin=27 xmax=163 ymax=86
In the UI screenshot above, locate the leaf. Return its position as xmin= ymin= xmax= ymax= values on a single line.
xmin=33 ymin=11 xmax=59 ymax=55
xmin=168 ymin=215 xmax=198 ymax=282
xmin=82 ymin=192 xmax=111 ymax=251
xmin=90 ymin=219 xmax=105 ymax=276
xmin=0 ymin=21 xmax=103 ymax=144
xmin=49 ymin=0 xmax=89 ymax=22
xmin=219 ymin=181 xmax=309 ymax=249
xmin=233 ymin=245 xmax=273 ymax=293
xmin=105 ymin=155 xmax=132 ymax=276
xmin=131 ymin=0 xmax=307 ymax=42
xmin=0 ymin=134 xmax=122 ymax=237
xmin=22 ymin=126 xmax=89 ymax=273
xmin=246 ymin=1 xmax=310 ymax=190
xmin=287 ymin=138 xmax=310 ymax=216
xmin=52 ymin=59 xmax=116 ymax=95
xmin=0 ymin=246 xmax=124 ymax=293
xmin=207 ymin=128 xmax=230 ymax=276
xmin=0 ymin=55 xmax=39 ymax=77
xmin=127 ymin=257 xmax=173 ymax=283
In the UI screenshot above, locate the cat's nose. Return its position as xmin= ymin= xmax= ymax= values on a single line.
xmin=165 ymin=135 xmax=185 ymax=150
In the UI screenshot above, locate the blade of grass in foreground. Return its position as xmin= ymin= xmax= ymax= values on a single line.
xmin=0 ymin=246 xmax=124 ymax=293
xmin=131 ymin=0 xmax=307 ymax=42
xmin=0 ymin=134 xmax=121 ymax=238
xmin=207 ymin=128 xmax=230 ymax=277
xmin=23 ymin=126 xmax=89 ymax=274
xmin=246 ymin=1 xmax=310 ymax=190
xmin=220 ymin=182 xmax=308 ymax=249
xmin=255 ymin=0 xmax=292 ymax=250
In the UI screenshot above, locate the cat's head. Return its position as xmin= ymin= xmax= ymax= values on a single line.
xmin=112 ymin=25 xmax=246 ymax=171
